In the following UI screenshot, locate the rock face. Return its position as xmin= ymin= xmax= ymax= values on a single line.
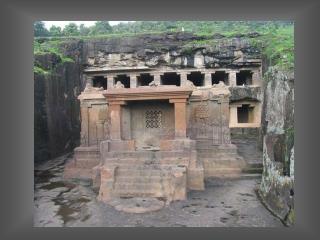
xmin=259 ymin=67 xmax=294 ymax=226
xmin=34 ymin=49 xmax=84 ymax=162
xmin=82 ymin=32 xmax=261 ymax=69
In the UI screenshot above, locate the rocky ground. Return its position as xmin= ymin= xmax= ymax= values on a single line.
xmin=34 ymin=154 xmax=283 ymax=227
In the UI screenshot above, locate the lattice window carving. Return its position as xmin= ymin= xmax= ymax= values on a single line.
xmin=145 ymin=110 xmax=162 ymax=128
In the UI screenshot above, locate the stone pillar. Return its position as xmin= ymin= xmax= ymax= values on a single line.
xmin=180 ymin=72 xmax=188 ymax=86
xmin=80 ymin=103 xmax=89 ymax=146
xmin=252 ymin=70 xmax=261 ymax=86
xmin=170 ymin=99 xmax=187 ymax=138
xmin=153 ymin=73 xmax=161 ymax=85
xmin=96 ymin=120 xmax=105 ymax=145
xmin=108 ymin=101 xmax=125 ymax=140
xmin=86 ymin=75 xmax=93 ymax=85
xmin=219 ymin=98 xmax=231 ymax=144
xmin=228 ymin=70 xmax=238 ymax=86
xmin=204 ymin=72 xmax=212 ymax=87
xmin=130 ymin=73 xmax=138 ymax=88
xmin=229 ymin=105 xmax=238 ymax=127
xmin=107 ymin=74 xmax=115 ymax=89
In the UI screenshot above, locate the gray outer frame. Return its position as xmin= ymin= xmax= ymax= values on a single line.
xmin=0 ymin=0 xmax=319 ymax=238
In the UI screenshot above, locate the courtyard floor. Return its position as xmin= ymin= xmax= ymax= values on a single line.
xmin=34 ymin=154 xmax=284 ymax=227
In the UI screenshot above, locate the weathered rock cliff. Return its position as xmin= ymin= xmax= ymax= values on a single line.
xmin=259 ymin=67 xmax=294 ymax=226
xmin=34 ymin=46 xmax=84 ymax=162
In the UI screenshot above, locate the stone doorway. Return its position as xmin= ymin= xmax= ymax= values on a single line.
xmin=129 ymin=100 xmax=175 ymax=150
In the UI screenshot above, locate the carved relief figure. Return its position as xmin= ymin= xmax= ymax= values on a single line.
xmin=115 ymin=81 xmax=125 ymax=88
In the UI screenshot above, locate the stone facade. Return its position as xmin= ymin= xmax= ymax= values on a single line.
xmin=63 ymin=32 xmax=264 ymax=212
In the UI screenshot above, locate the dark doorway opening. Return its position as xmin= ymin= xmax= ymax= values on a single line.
xmin=212 ymin=71 xmax=229 ymax=85
xmin=237 ymin=104 xmax=254 ymax=123
xmin=115 ymin=75 xmax=130 ymax=88
xmin=137 ymin=73 xmax=154 ymax=87
xmin=92 ymin=76 xmax=107 ymax=89
xmin=161 ymin=72 xmax=181 ymax=86
xmin=236 ymin=70 xmax=253 ymax=86
xmin=187 ymin=72 xmax=204 ymax=86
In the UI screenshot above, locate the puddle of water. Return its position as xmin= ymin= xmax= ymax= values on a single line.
xmin=40 ymin=181 xmax=66 ymax=190
xmin=190 ymin=203 xmax=200 ymax=206
xmin=238 ymin=193 xmax=254 ymax=197
xmin=57 ymin=204 xmax=78 ymax=224
xmin=81 ymin=214 xmax=91 ymax=222
xmin=156 ymin=197 xmax=167 ymax=202
xmin=220 ymin=217 xmax=229 ymax=223
xmin=34 ymin=170 xmax=55 ymax=183
xmin=205 ymin=205 xmax=215 ymax=208
xmin=182 ymin=205 xmax=190 ymax=209
xmin=228 ymin=210 xmax=239 ymax=216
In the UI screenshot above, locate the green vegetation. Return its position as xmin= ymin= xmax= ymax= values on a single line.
xmin=34 ymin=21 xmax=294 ymax=70
xmin=34 ymin=66 xmax=50 ymax=75
xmin=34 ymin=39 xmax=74 ymax=63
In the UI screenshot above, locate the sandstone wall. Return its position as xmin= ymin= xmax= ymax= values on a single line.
xmin=259 ymin=67 xmax=294 ymax=225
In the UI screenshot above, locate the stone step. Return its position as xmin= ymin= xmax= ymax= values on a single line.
xmin=242 ymin=167 xmax=263 ymax=174
xmin=115 ymin=175 xmax=172 ymax=183
xmin=115 ymin=169 xmax=172 ymax=177
xmin=105 ymin=158 xmax=189 ymax=165
xmin=112 ymin=189 xmax=162 ymax=198
xmin=114 ymin=182 xmax=167 ymax=191
xmin=202 ymin=159 xmax=245 ymax=167
xmin=198 ymin=153 xmax=240 ymax=158
xmin=105 ymin=151 xmax=190 ymax=159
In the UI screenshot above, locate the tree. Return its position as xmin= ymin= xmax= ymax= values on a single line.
xmin=62 ymin=23 xmax=79 ymax=36
xmin=49 ymin=25 xmax=62 ymax=37
xmin=79 ymin=24 xmax=90 ymax=36
xmin=90 ymin=21 xmax=112 ymax=35
xmin=34 ymin=21 xmax=49 ymax=37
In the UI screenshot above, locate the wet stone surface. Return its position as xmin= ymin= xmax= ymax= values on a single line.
xmin=34 ymin=154 xmax=284 ymax=227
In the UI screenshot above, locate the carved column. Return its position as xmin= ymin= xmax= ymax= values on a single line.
xmin=86 ymin=75 xmax=93 ymax=85
xmin=96 ymin=120 xmax=105 ymax=145
xmin=170 ymin=99 xmax=187 ymax=138
xmin=229 ymin=105 xmax=239 ymax=127
xmin=219 ymin=97 xmax=231 ymax=144
xmin=228 ymin=70 xmax=239 ymax=86
xmin=252 ymin=70 xmax=260 ymax=86
xmin=108 ymin=101 xmax=126 ymax=140
xmin=180 ymin=72 xmax=188 ymax=86
xmin=130 ymin=73 xmax=138 ymax=88
xmin=204 ymin=72 xmax=212 ymax=87
xmin=107 ymin=74 xmax=115 ymax=89
xmin=153 ymin=73 xmax=161 ymax=85
xmin=80 ymin=103 xmax=89 ymax=146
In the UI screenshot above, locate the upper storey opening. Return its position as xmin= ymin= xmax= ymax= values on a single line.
xmin=137 ymin=73 xmax=154 ymax=87
xmin=236 ymin=70 xmax=253 ymax=86
xmin=187 ymin=72 xmax=204 ymax=86
xmin=161 ymin=72 xmax=181 ymax=86
xmin=212 ymin=71 xmax=229 ymax=85
xmin=115 ymin=74 xmax=130 ymax=88
xmin=92 ymin=76 xmax=107 ymax=89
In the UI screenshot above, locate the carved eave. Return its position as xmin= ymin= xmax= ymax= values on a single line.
xmin=84 ymin=66 xmax=153 ymax=74
xmin=103 ymin=86 xmax=193 ymax=102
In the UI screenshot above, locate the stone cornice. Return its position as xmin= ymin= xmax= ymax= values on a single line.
xmin=103 ymin=86 xmax=193 ymax=102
